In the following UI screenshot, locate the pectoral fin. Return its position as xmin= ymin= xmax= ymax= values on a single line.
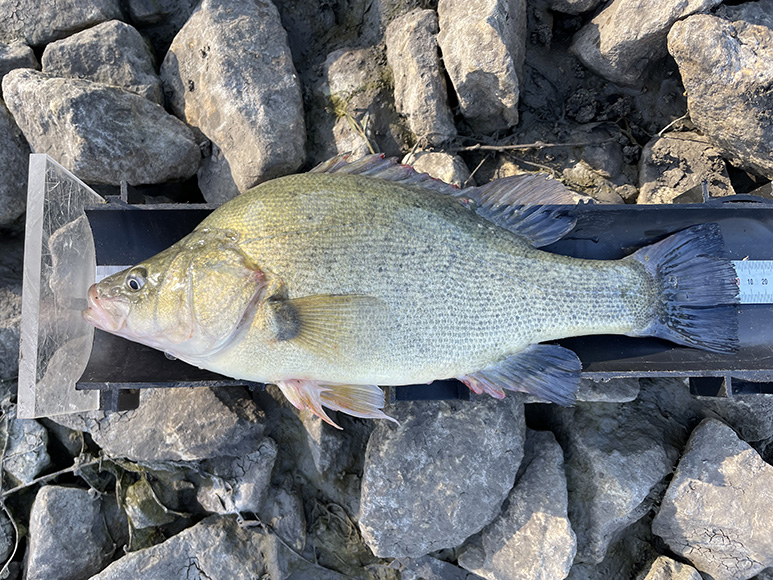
xmin=276 ymin=379 xmax=397 ymax=429
xmin=459 ymin=344 xmax=581 ymax=406
xmin=265 ymin=294 xmax=386 ymax=361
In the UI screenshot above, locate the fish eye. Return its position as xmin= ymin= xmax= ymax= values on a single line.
xmin=125 ymin=267 xmax=147 ymax=292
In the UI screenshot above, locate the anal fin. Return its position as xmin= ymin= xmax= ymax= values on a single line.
xmin=459 ymin=344 xmax=582 ymax=406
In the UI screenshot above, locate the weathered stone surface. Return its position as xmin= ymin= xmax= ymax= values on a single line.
xmin=640 ymin=556 xmax=702 ymax=580
xmin=653 ymin=418 xmax=773 ymax=580
xmin=402 ymin=151 xmax=472 ymax=188
xmin=668 ymin=15 xmax=773 ymax=179
xmin=126 ymin=0 xmax=199 ymax=56
xmin=698 ymin=394 xmax=773 ymax=444
xmin=638 ymin=131 xmax=734 ymax=203
xmin=570 ymin=0 xmax=721 ymax=86
xmin=715 ymin=0 xmax=773 ymax=29
xmin=161 ymin=0 xmax=305 ymax=194
xmin=0 ymin=100 xmax=29 ymax=228
xmin=0 ymin=277 xmax=22 ymax=380
xmin=551 ymin=395 xmax=681 ymax=564
xmin=0 ymin=40 xmax=37 ymax=78
xmin=359 ymin=395 xmax=525 ymax=558
xmin=545 ymin=0 xmax=604 ymax=15
xmin=258 ymin=482 xmax=307 ymax=553
xmin=393 ymin=555 xmax=486 ymax=580
xmin=51 ymin=387 xmax=264 ymax=462
xmin=437 ymin=0 xmax=527 ymax=133
xmin=197 ymin=438 xmax=277 ymax=515
xmin=196 ymin=142 xmax=240 ymax=205
xmin=42 ymin=20 xmax=163 ymax=104
xmin=561 ymin=160 xmax=625 ymax=204
xmin=385 ymin=9 xmax=456 ymax=145
xmin=3 ymin=69 xmax=200 ymax=185
xmin=459 ymin=429 xmax=576 ymax=580
xmin=0 ymin=0 xmax=122 ymax=46
xmin=2 ymin=409 xmax=51 ymax=486
xmin=89 ymin=515 xmax=347 ymax=580
xmin=26 ymin=486 xmax=127 ymax=580
xmin=575 ymin=377 xmax=640 ymax=403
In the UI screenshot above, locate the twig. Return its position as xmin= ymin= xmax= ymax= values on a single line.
xmin=0 ymin=458 xmax=102 ymax=500
xmin=452 ymin=138 xmax=616 ymax=153
xmin=658 ymin=113 xmax=690 ymax=137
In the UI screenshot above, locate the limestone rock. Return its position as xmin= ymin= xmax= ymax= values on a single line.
xmin=545 ymin=0 xmax=604 ymax=15
xmin=0 ymin=40 xmax=37 ymax=78
xmin=458 ymin=430 xmax=576 ymax=580
xmin=570 ymin=0 xmax=721 ymax=86
xmin=2 ymin=410 xmax=51 ymax=486
xmin=638 ymin=132 xmax=734 ymax=203
xmin=51 ymin=387 xmax=264 ymax=462
xmin=0 ymin=275 xmax=22 ymax=379
xmin=359 ymin=395 xmax=525 ymax=558
xmin=42 ymin=20 xmax=163 ymax=104
xmin=0 ymin=0 xmax=122 ymax=46
xmin=0 ymin=100 xmax=29 ymax=228
xmin=26 ymin=486 xmax=127 ymax=580
xmin=437 ymin=0 xmax=527 ymax=133
xmin=393 ymin=555 xmax=486 ymax=580
xmin=161 ymin=0 xmax=305 ymax=195
xmin=2 ymin=69 xmax=200 ymax=185
xmin=640 ymin=556 xmax=702 ymax=580
xmin=668 ymin=15 xmax=773 ymax=179
xmin=652 ymin=418 xmax=773 ymax=580
xmin=258 ymin=483 xmax=307 ymax=553
xmin=576 ymin=378 xmax=640 ymax=403
xmin=715 ymin=0 xmax=773 ymax=29
xmin=125 ymin=0 xmax=199 ymax=56
xmin=385 ymin=9 xmax=456 ymax=145
xmin=402 ymin=151 xmax=472 ymax=188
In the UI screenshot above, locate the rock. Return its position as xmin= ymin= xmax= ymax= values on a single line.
xmin=124 ymin=477 xmax=182 ymax=529
xmin=638 ymin=131 xmax=734 ymax=203
xmin=697 ymin=394 xmax=773 ymax=444
xmin=652 ymin=418 xmax=773 ymax=580
xmin=2 ymin=69 xmax=200 ymax=185
xmin=640 ymin=556 xmax=702 ymax=580
xmin=359 ymin=395 xmax=525 ymax=558
xmin=570 ymin=0 xmax=721 ymax=86
xmin=196 ymin=142 xmax=240 ymax=205
xmin=0 ymin=278 xmax=22 ymax=380
xmin=0 ymin=100 xmax=30 ymax=228
xmin=550 ymin=395 xmax=681 ymax=564
xmin=1 ymin=409 xmax=52 ymax=486
xmin=437 ymin=0 xmax=527 ymax=133
xmin=89 ymin=515 xmax=347 ymax=579
xmin=545 ymin=0 xmax=604 ymax=15
xmin=393 ymin=555 xmax=486 ymax=580
xmin=41 ymin=20 xmax=163 ymax=104
xmin=196 ymin=438 xmax=277 ymax=515
xmin=561 ymin=161 xmax=625 ymax=204
xmin=0 ymin=0 xmax=122 ymax=46
xmin=715 ymin=0 xmax=773 ymax=29
xmin=161 ymin=0 xmax=305 ymax=195
xmin=258 ymin=482 xmax=307 ymax=553
xmin=576 ymin=378 xmax=640 ymax=403
xmin=0 ymin=509 xmax=14 ymax=566
xmin=0 ymin=41 xmax=38 ymax=78
xmin=385 ymin=9 xmax=456 ymax=145
xmin=126 ymin=0 xmax=199 ymax=56
xmin=402 ymin=151 xmax=472 ymax=188
xmin=51 ymin=387 xmax=264 ymax=462
xmin=458 ymin=429 xmax=576 ymax=580
xmin=668 ymin=15 xmax=773 ymax=179
xmin=26 ymin=485 xmax=127 ymax=580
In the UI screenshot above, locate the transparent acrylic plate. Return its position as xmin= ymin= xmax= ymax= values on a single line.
xmin=17 ymin=155 xmax=105 ymax=418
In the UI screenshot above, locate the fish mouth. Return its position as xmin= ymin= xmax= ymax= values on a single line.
xmin=82 ymin=284 xmax=127 ymax=333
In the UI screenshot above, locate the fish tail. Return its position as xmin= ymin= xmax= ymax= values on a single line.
xmin=629 ymin=223 xmax=739 ymax=353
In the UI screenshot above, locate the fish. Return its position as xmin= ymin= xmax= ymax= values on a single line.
xmin=82 ymin=154 xmax=739 ymax=428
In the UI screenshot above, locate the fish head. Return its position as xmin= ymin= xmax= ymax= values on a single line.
xmin=82 ymin=228 xmax=265 ymax=360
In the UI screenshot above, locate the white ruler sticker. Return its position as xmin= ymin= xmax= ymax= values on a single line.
xmin=732 ymin=260 xmax=773 ymax=304
xmin=95 ymin=265 xmax=132 ymax=283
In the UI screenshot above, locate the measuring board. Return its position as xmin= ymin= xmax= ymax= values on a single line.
xmin=732 ymin=260 xmax=773 ymax=304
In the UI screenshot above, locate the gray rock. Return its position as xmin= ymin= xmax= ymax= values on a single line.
xmin=652 ymin=418 xmax=773 ymax=580
xmin=402 ymin=151 xmax=472 ymax=188
xmin=545 ymin=0 xmax=604 ymax=15
xmin=123 ymin=476 xmax=182 ymax=529
xmin=0 ymin=509 xmax=14 ymax=566
xmin=196 ymin=142 xmax=240 ymax=205
xmin=41 ymin=20 xmax=163 ymax=104
xmin=89 ymin=515 xmax=347 ymax=579
xmin=638 ymin=131 xmax=734 ymax=203
xmin=0 ymin=41 xmax=37 ymax=79
xmin=0 ymin=100 xmax=29 ymax=228
xmin=639 ymin=556 xmax=702 ymax=580
xmin=196 ymin=437 xmax=277 ymax=515
xmin=26 ymin=486 xmax=126 ymax=580
xmin=161 ymin=0 xmax=305 ymax=194
xmin=0 ymin=0 xmax=122 ymax=46
xmin=385 ymin=9 xmax=456 ymax=145
xmin=551 ymin=396 xmax=681 ymax=564
xmin=2 ymin=69 xmax=200 ymax=185
xmin=126 ymin=0 xmax=199 ymax=56
xmin=393 ymin=555 xmax=486 ymax=580
xmin=561 ymin=161 xmax=625 ymax=204
xmin=458 ymin=430 xmax=576 ymax=580
xmin=715 ymin=0 xmax=773 ymax=29
xmin=668 ymin=15 xmax=773 ymax=179
xmin=698 ymin=394 xmax=773 ymax=443
xmin=51 ymin=387 xmax=264 ymax=462
xmin=0 ymin=278 xmax=22 ymax=380
xmin=1 ymin=409 xmax=52 ymax=486
xmin=570 ymin=0 xmax=721 ymax=86
xmin=437 ymin=0 xmax=527 ymax=133
xmin=576 ymin=377 xmax=640 ymax=403
xmin=359 ymin=395 xmax=525 ymax=558
xmin=258 ymin=482 xmax=307 ymax=553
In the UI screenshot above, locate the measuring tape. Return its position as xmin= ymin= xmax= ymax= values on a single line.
xmin=732 ymin=260 xmax=773 ymax=304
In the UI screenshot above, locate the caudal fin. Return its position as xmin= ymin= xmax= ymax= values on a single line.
xmin=630 ymin=223 xmax=739 ymax=353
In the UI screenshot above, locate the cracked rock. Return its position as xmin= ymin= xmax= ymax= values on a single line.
xmin=162 ymin=0 xmax=305 ymax=198
xmin=41 ymin=20 xmax=163 ymax=104
xmin=385 ymin=9 xmax=456 ymax=145
xmin=359 ymin=395 xmax=525 ymax=558
xmin=2 ymin=69 xmax=200 ymax=185
xmin=1 ymin=409 xmax=52 ymax=486
xmin=652 ymin=418 xmax=773 ymax=580
xmin=402 ymin=151 xmax=472 ymax=188
xmin=0 ymin=40 xmax=37 ymax=79
xmin=640 ymin=555 xmax=702 ymax=580
xmin=0 ymin=100 xmax=29 ymax=228
xmin=668 ymin=15 xmax=773 ymax=179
